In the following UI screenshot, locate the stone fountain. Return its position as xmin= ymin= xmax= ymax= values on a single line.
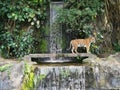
xmin=0 ymin=1 xmax=120 ymax=90
xmin=2 ymin=53 xmax=120 ymax=90
xmin=29 ymin=1 xmax=89 ymax=63
xmin=22 ymin=1 xmax=120 ymax=90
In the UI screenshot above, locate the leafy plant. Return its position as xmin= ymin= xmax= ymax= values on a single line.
xmin=39 ymin=74 xmax=46 ymax=81
xmin=13 ymin=30 xmax=34 ymax=57
xmin=90 ymin=44 xmax=100 ymax=54
xmin=22 ymin=62 xmax=35 ymax=90
xmin=56 ymin=0 xmax=104 ymax=37
xmin=0 ymin=29 xmax=34 ymax=58
xmin=0 ymin=64 xmax=13 ymax=72
xmin=0 ymin=0 xmax=50 ymax=58
xmin=113 ymin=43 xmax=120 ymax=52
xmin=56 ymin=0 xmax=104 ymax=53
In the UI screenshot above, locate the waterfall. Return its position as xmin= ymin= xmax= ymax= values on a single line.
xmin=50 ymin=2 xmax=63 ymax=60
xmin=37 ymin=66 xmax=85 ymax=90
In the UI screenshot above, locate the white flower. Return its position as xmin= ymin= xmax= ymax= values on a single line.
xmin=31 ymin=22 xmax=34 ymax=25
xmin=33 ymin=17 xmax=37 ymax=21
xmin=36 ymin=20 xmax=40 ymax=25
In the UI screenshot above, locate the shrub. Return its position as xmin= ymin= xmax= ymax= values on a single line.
xmin=0 ymin=29 xmax=34 ymax=58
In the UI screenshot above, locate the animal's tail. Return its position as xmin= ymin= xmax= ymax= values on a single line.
xmin=67 ymin=42 xmax=72 ymax=51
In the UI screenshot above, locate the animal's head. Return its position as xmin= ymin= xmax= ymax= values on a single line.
xmin=91 ymin=37 xmax=95 ymax=43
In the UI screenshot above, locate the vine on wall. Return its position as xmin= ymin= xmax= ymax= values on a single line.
xmin=0 ymin=0 xmax=50 ymax=58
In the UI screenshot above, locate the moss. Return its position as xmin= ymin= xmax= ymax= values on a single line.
xmin=22 ymin=72 xmax=34 ymax=90
xmin=62 ymin=37 xmax=66 ymax=47
xmin=21 ymin=62 xmax=47 ymax=90
xmin=21 ymin=62 xmax=35 ymax=90
xmin=39 ymin=74 xmax=46 ymax=81
xmin=33 ymin=25 xmax=49 ymax=53
xmin=40 ymin=39 xmax=48 ymax=53
xmin=0 ymin=64 xmax=13 ymax=72
xmin=43 ymin=25 xmax=49 ymax=35
xmin=60 ymin=69 xmax=70 ymax=78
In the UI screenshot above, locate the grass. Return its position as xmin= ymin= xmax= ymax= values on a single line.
xmin=0 ymin=64 xmax=13 ymax=72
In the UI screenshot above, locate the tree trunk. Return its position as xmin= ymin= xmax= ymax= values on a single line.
xmin=105 ymin=0 xmax=120 ymax=47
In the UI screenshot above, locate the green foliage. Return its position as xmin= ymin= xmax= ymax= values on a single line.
xmin=90 ymin=44 xmax=100 ymax=54
xmin=113 ymin=43 xmax=120 ymax=52
xmin=40 ymin=39 xmax=48 ymax=53
xmin=39 ymin=74 xmax=46 ymax=81
xmin=13 ymin=30 xmax=34 ymax=57
xmin=0 ymin=29 xmax=34 ymax=58
xmin=60 ymin=69 xmax=70 ymax=78
xmin=0 ymin=64 xmax=13 ymax=72
xmin=24 ymin=62 xmax=32 ymax=74
xmin=1 ymin=1 xmax=39 ymax=22
xmin=61 ymin=38 xmax=67 ymax=51
xmin=75 ymin=56 xmax=84 ymax=63
xmin=56 ymin=0 xmax=104 ymax=37
xmin=22 ymin=62 xmax=35 ymax=90
xmin=22 ymin=62 xmax=47 ymax=90
xmin=0 ymin=0 xmax=50 ymax=58
xmin=56 ymin=0 xmax=104 ymax=53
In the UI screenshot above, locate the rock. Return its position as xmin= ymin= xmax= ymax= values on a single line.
xmin=10 ymin=61 xmax=24 ymax=89
xmin=83 ymin=53 xmax=102 ymax=66
xmin=0 ymin=61 xmax=24 ymax=90
xmin=85 ymin=52 xmax=120 ymax=89
xmin=0 ymin=52 xmax=120 ymax=90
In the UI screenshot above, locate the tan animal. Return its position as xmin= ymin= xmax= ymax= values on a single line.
xmin=68 ymin=37 xmax=95 ymax=53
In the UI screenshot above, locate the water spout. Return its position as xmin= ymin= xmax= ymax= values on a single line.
xmin=50 ymin=1 xmax=63 ymax=60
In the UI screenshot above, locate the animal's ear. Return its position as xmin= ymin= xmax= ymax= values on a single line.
xmin=93 ymin=31 xmax=97 ymax=38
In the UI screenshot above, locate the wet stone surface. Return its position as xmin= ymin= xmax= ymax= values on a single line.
xmin=36 ymin=66 xmax=85 ymax=90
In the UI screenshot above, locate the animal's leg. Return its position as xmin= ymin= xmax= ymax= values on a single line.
xmin=71 ymin=47 xmax=75 ymax=54
xmin=75 ymin=47 xmax=78 ymax=54
xmin=86 ymin=46 xmax=90 ymax=53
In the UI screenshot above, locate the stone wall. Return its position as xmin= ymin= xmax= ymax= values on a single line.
xmin=0 ymin=53 xmax=120 ymax=90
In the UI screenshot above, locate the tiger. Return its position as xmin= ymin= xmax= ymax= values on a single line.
xmin=67 ymin=37 xmax=95 ymax=54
